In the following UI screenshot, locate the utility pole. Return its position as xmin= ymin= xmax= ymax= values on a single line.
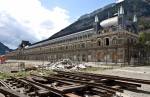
xmin=127 ymin=39 xmax=130 ymax=65
xmin=116 ymin=47 xmax=118 ymax=64
xmin=40 ymin=43 xmax=44 ymax=74
xmin=106 ymin=48 xmax=108 ymax=65
xmin=123 ymin=34 xmax=125 ymax=66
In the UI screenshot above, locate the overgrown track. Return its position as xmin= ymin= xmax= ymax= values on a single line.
xmin=0 ymin=70 xmax=150 ymax=97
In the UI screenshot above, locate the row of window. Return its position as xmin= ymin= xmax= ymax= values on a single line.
xmin=97 ymin=27 xmax=118 ymax=34
xmin=26 ymin=38 xmax=116 ymax=54
xmin=23 ymin=36 xmax=137 ymax=54
xmin=24 ymin=42 xmax=93 ymax=54
xmin=127 ymin=38 xmax=137 ymax=43
xmin=26 ymin=38 xmax=117 ymax=54
xmin=26 ymin=33 xmax=93 ymax=50
xmin=97 ymin=37 xmax=137 ymax=47
xmin=97 ymin=37 xmax=117 ymax=46
xmin=46 ymin=33 xmax=93 ymax=46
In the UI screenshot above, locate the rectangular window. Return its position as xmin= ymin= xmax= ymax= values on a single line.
xmin=82 ymin=43 xmax=85 ymax=48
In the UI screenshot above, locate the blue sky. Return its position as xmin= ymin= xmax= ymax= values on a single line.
xmin=39 ymin=0 xmax=118 ymax=23
xmin=0 ymin=0 xmax=122 ymax=49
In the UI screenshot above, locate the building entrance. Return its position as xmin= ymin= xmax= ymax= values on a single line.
xmin=98 ymin=53 xmax=101 ymax=62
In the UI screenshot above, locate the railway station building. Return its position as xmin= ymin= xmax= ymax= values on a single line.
xmin=6 ymin=6 xmax=149 ymax=64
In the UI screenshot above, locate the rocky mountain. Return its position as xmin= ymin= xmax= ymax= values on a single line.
xmin=78 ymin=3 xmax=116 ymax=21
xmin=0 ymin=42 xmax=12 ymax=55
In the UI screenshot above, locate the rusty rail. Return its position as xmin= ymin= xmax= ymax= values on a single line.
xmin=23 ymin=77 xmax=88 ymax=96
xmin=30 ymin=74 xmax=116 ymax=96
xmin=0 ymin=79 xmax=12 ymax=89
xmin=54 ymin=70 xmax=150 ymax=84
xmin=0 ymin=86 xmax=28 ymax=97
xmin=1 ymin=70 xmax=150 ymax=97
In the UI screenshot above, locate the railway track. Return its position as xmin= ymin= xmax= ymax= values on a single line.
xmin=0 ymin=70 xmax=150 ymax=97
xmin=0 ymin=79 xmax=28 ymax=97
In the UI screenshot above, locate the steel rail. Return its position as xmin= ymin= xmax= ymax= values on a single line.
xmin=45 ymin=75 xmax=123 ymax=93
xmin=0 ymin=87 xmax=28 ymax=97
xmin=30 ymin=74 xmax=117 ymax=95
xmin=23 ymin=77 xmax=88 ymax=96
xmin=54 ymin=70 xmax=150 ymax=84
xmin=0 ymin=79 xmax=12 ymax=89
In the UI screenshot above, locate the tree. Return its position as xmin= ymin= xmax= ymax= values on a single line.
xmin=139 ymin=32 xmax=150 ymax=46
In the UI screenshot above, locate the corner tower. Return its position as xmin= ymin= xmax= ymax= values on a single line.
xmin=93 ymin=15 xmax=100 ymax=34
xmin=118 ymin=6 xmax=125 ymax=29
xmin=132 ymin=15 xmax=139 ymax=34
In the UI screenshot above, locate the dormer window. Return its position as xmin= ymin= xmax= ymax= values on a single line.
xmin=113 ymin=27 xmax=117 ymax=31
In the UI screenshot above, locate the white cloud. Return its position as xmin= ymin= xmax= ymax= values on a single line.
xmin=116 ymin=0 xmax=124 ymax=3
xmin=0 ymin=0 xmax=70 ymax=49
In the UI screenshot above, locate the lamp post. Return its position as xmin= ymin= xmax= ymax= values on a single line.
xmin=146 ymin=41 xmax=150 ymax=62
xmin=42 ymin=55 xmax=44 ymax=74
xmin=106 ymin=48 xmax=108 ymax=65
xmin=40 ymin=43 xmax=44 ymax=74
xmin=116 ymin=47 xmax=118 ymax=65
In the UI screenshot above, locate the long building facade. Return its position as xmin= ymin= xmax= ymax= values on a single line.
xmin=6 ymin=6 xmax=149 ymax=64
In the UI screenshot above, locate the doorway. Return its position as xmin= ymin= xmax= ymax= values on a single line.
xmin=113 ymin=53 xmax=117 ymax=63
xmin=97 ymin=53 xmax=101 ymax=62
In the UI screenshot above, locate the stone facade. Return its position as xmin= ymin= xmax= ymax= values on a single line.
xmin=6 ymin=6 xmax=148 ymax=64
xmin=6 ymin=30 xmax=140 ymax=63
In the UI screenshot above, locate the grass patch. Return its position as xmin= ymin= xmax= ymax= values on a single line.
xmin=78 ymin=67 xmax=110 ymax=72
xmin=0 ymin=70 xmax=54 ymax=79
xmin=132 ymin=64 xmax=150 ymax=67
xmin=44 ymin=71 xmax=54 ymax=76
xmin=13 ymin=71 xmax=31 ymax=78
xmin=99 ymin=64 xmax=137 ymax=67
xmin=120 ymin=64 xmax=131 ymax=67
xmin=0 ymin=73 xmax=10 ymax=79
xmin=0 ymin=72 xmax=31 ymax=79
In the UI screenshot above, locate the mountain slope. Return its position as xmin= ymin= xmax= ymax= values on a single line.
xmin=0 ymin=42 xmax=12 ymax=55
xmin=78 ymin=3 xmax=116 ymax=21
xmin=49 ymin=0 xmax=150 ymax=40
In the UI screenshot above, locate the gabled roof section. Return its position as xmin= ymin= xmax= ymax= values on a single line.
xmin=49 ymin=26 xmax=93 ymax=40
xmin=30 ymin=26 xmax=93 ymax=46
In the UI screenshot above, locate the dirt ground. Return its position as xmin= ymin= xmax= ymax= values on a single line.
xmin=88 ymin=66 xmax=150 ymax=97
xmin=0 ymin=60 xmax=150 ymax=97
xmin=0 ymin=60 xmax=50 ymax=73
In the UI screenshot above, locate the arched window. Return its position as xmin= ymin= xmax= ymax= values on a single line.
xmin=112 ymin=37 xmax=117 ymax=44
xmin=97 ymin=40 xmax=101 ymax=46
xmin=105 ymin=38 xmax=109 ymax=46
